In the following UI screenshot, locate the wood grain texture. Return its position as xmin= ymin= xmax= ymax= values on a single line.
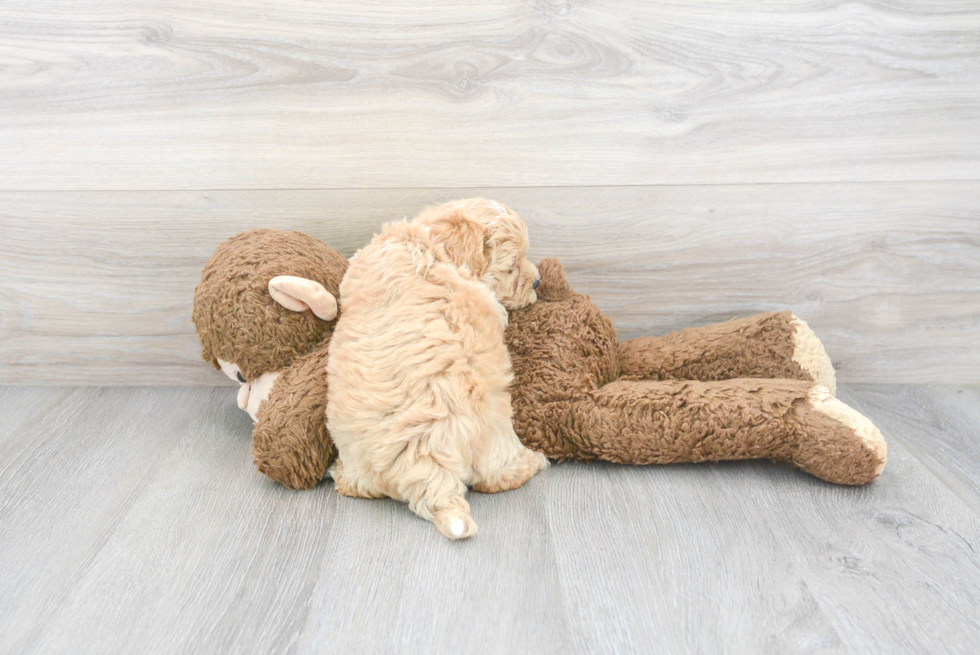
xmin=772 ymin=385 xmax=980 ymax=653
xmin=0 ymin=1 xmax=978 ymax=189
xmin=0 ymin=386 xmax=69 ymax=443
xmin=545 ymin=463 xmax=849 ymax=653
xmin=1 ymin=183 xmax=977 ymax=385
xmin=844 ymin=384 xmax=980 ymax=518
xmin=0 ymin=387 xmax=237 ymax=651
xmin=0 ymin=386 xmax=340 ymax=654
xmin=295 ymin=477 xmax=572 ymax=654
xmin=1 ymin=384 xmax=979 ymax=653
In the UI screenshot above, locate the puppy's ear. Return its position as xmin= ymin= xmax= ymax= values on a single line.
xmin=426 ymin=210 xmax=490 ymax=275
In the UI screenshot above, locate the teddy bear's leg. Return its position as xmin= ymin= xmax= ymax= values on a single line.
xmin=796 ymin=384 xmax=886 ymax=484
xmin=250 ymin=348 xmax=335 ymax=490
xmin=569 ymin=378 xmax=885 ymax=484
xmin=617 ymin=312 xmax=836 ymax=393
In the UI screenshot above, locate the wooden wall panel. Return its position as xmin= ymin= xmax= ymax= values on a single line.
xmin=0 ymin=1 xmax=978 ymax=189
xmin=1 ymin=183 xmax=976 ymax=385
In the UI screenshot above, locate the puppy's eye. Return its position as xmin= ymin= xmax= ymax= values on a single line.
xmin=236 ymin=371 xmax=246 ymax=384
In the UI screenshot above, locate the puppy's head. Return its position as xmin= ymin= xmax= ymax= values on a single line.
xmin=418 ymin=199 xmax=539 ymax=310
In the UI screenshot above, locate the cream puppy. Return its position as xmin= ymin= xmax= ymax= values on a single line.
xmin=326 ymin=198 xmax=548 ymax=539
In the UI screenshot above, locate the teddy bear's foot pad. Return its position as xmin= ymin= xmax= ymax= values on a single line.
xmin=791 ymin=315 xmax=837 ymax=394
xmin=795 ymin=385 xmax=887 ymax=484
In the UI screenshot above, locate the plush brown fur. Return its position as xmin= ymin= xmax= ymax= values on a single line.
xmin=508 ymin=258 xmax=884 ymax=484
xmin=192 ymin=219 xmax=886 ymax=493
xmin=618 ymin=313 xmax=808 ymax=383
xmin=192 ymin=229 xmax=347 ymax=381
xmin=192 ymin=229 xmax=345 ymax=488
xmin=252 ymin=345 xmax=335 ymax=490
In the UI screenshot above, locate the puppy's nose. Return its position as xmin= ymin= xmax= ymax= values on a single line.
xmin=533 ymin=277 xmax=540 ymax=290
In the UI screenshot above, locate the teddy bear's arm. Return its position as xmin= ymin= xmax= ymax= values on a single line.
xmin=251 ymin=345 xmax=335 ymax=490
xmin=566 ymin=378 xmax=884 ymax=485
xmin=617 ymin=312 xmax=837 ymax=393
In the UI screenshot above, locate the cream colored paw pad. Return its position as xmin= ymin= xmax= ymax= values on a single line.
xmin=808 ymin=385 xmax=887 ymax=477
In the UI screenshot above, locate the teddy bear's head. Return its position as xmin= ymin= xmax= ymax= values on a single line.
xmin=192 ymin=229 xmax=347 ymax=417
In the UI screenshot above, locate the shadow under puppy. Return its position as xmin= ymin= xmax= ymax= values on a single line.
xmin=327 ymin=199 xmax=549 ymax=539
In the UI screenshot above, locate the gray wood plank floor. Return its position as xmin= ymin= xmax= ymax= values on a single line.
xmin=1 ymin=384 xmax=978 ymax=654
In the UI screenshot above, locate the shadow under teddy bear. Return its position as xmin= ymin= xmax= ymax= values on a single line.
xmin=193 ymin=221 xmax=885 ymax=491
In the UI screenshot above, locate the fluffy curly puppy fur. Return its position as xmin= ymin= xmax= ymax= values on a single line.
xmin=326 ymin=199 xmax=548 ymax=540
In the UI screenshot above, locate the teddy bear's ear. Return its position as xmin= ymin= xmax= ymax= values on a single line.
xmin=268 ymin=276 xmax=338 ymax=321
xmin=535 ymin=258 xmax=573 ymax=301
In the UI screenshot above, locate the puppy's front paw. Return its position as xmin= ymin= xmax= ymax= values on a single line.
xmin=434 ymin=508 xmax=477 ymax=540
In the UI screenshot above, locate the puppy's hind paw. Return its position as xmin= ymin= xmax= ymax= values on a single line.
xmin=328 ymin=460 xmax=384 ymax=499
xmin=434 ymin=509 xmax=477 ymax=540
xmin=473 ymin=448 xmax=549 ymax=494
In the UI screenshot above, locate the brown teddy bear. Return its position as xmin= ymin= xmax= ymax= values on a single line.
xmin=193 ymin=229 xmax=346 ymax=487
xmin=193 ymin=213 xmax=886 ymax=490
